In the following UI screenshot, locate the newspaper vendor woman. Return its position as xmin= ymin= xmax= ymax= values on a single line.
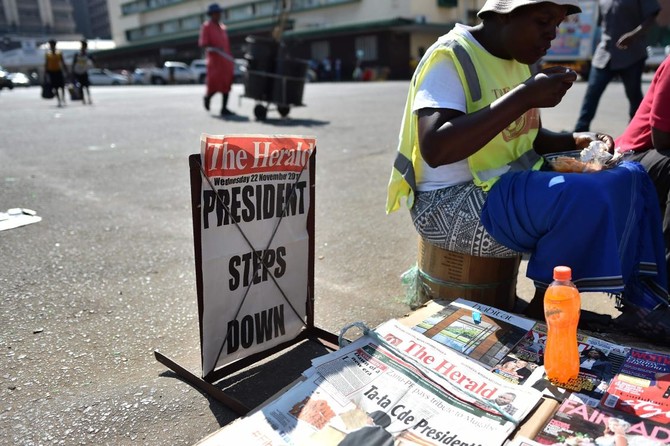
xmin=386 ymin=0 xmax=670 ymax=341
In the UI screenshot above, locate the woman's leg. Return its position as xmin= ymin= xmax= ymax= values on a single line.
xmin=204 ymin=92 xmax=213 ymax=111
xmin=618 ymin=58 xmax=645 ymax=121
xmin=574 ymin=65 xmax=615 ymax=132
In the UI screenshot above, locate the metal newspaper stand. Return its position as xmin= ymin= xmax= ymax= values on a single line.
xmin=154 ymin=139 xmax=339 ymax=416
xmin=242 ymin=35 xmax=309 ymax=121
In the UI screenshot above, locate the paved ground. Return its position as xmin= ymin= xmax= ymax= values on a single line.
xmin=0 ymin=76 xmax=650 ymax=445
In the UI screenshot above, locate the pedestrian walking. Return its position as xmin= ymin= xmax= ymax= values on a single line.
xmin=199 ymin=3 xmax=235 ymax=116
xmin=72 ymin=40 xmax=94 ymax=105
xmin=574 ymin=0 xmax=660 ymax=131
xmin=45 ymin=39 xmax=69 ymax=107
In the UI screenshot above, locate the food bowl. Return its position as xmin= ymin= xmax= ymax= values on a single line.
xmin=544 ymin=150 xmax=621 ymax=173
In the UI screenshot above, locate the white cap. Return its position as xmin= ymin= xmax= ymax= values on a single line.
xmin=478 ymin=0 xmax=581 ymax=18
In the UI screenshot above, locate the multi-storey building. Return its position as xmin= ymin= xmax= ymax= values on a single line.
xmin=0 ymin=0 xmax=77 ymax=36
xmin=100 ymin=0 xmax=486 ymax=79
xmin=71 ymin=0 xmax=112 ymax=39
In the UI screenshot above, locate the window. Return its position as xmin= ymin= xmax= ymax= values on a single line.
xmin=144 ymin=24 xmax=160 ymax=37
xmin=180 ymin=15 xmax=200 ymax=31
xmin=438 ymin=0 xmax=458 ymax=6
xmin=121 ymin=0 xmax=183 ymax=15
xmin=354 ymin=35 xmax=377 ymax=61
xmin=228 ymin=4 xmax=253 ymax=21
xmin=162 ymin=19 xmax=178 ymax=33
xmin=18 ymin=9 xmax=40 ymax=19
xmin=293 ymin=0 xmax=318 ymax=10
xmin=127 ymin=29 xmax=143 ymax=41
xmin=255 ymin=1 xmax=277 ymax=17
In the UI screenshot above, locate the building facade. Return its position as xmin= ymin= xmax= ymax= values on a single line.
xmin=101 ymin=0 xmax=487 ymax=79
xmin=0 ymin=0 xmax=77 ymax=36
xmin=71 ymin=0 xmax=112 ymax=39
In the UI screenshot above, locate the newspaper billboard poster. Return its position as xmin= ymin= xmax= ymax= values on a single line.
xmin=197 ymin=134 xmax=315 ymax=377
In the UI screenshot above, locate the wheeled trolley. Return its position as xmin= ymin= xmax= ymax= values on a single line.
xmin=242 ymin=36 xmax=309 ymax=120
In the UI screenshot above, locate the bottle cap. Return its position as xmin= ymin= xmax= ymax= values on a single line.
xmin=553 ymin=266 xmax=572 ymax=281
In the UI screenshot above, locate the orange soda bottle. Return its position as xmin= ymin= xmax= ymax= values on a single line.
xmin=543 ymin=266 xmax=581 ymax=385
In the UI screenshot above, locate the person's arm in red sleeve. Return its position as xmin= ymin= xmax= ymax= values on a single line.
xmin=650 ymin=63 xmax=670 ymax=155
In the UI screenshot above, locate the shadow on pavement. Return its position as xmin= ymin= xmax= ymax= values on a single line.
xmin=158 ymin=338 xmax=335 ymax=428
xmin=257 ymin=117 xmax=330 ymax=127
xmin=212 ymin=113 xmax=250 ymax=122
xmin=159 ymin=369 xmax=239 ymax=428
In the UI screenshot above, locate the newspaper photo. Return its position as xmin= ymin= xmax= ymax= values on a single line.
xmin=412 ymin=298 xmax=536 ymax=369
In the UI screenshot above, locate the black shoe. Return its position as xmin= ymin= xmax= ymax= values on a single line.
xmin=203 ymin=96 xmax=210 ymax=111
xmin=220 ymin=108 xmax=235 ymax=116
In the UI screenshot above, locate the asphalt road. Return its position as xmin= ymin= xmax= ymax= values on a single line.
xmin=0 ymin=77 xmax=646 ymax=445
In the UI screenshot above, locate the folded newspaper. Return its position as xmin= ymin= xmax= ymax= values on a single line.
xmin=198 ymin=319 xmax=543 ymax=445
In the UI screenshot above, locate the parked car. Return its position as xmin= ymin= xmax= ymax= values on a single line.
xmin=190 ymin=59 xmax=207 ymax=84
xmin=131 ymin=68 xmax=147 ymax=84
xmin=189 ymin=58 xmax=247 ymax=84
xmin=0 ymin=66 xmax=13 ymax=90
xmin=148 ymin=61 xmax=196 ymax=84
xmin=646 ymin=45 xmax=669 ymax=72
xmin=87 ymin=68 xmax=129 ymax=85
xmin=7 ymin=72 xmax=31 ymax=87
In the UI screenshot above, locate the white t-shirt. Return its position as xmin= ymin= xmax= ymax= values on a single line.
xmin=413 ymin=25 xmax=485 ymax=191
xmin=73 ymin=53 xmax=93 ymax=75
xmin=580 ymin=358 xmax=596 ymax=369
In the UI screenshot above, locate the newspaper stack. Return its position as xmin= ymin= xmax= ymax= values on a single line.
xmin=199 ymin=319 xmax=543 ymax=445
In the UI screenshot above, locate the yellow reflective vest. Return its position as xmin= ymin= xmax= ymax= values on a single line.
xmin=386 ymin=29 xmax=542 ymax=213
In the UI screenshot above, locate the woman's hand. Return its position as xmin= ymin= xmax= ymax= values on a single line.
xmin=574 ymin=132 xmax=615 ymax=152
xmin=522 ymin=66 xmax=577 ymax=109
